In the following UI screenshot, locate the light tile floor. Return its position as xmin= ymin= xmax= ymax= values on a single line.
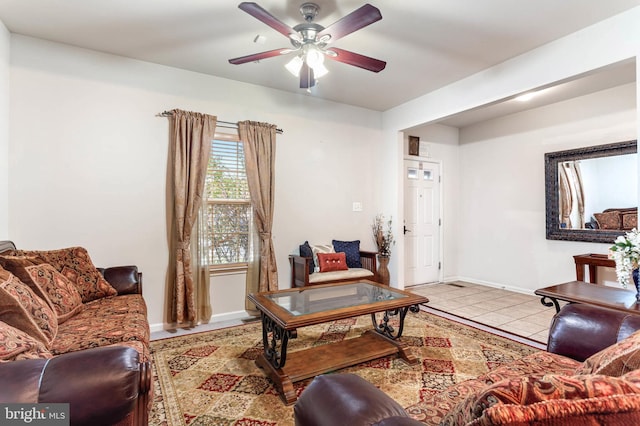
xmin=409 ymin=281 xmax=562 ymax=345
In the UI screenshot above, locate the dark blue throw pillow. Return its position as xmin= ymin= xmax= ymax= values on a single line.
xmin=332 ymin=240 xmax=362 ymax=269
xmin=299 ymin=241 xmax=314 ymax=274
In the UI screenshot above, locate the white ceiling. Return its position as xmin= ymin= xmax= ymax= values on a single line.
xmin=0 ymin=0 xmax=638 ymax=114
xmin=433 ymin=60 xmax=637 ymax=128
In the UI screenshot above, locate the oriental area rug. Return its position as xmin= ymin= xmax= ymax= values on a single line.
xmin=148 ymin=310 xmax=537 ymax=426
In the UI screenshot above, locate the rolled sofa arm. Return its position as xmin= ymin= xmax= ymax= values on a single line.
xmin=294 ymin=374 xmax=423 ymax=426
xmin=0 ymin=346 xmax=149 ymax=426
xmin=99 ymin=265 xmax=142 ymax=295
xmin=547 ymin=303 xmax=640 ymax=361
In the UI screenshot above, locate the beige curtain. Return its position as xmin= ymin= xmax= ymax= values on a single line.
xmin=568 ymin=161 xmax=585 ymax=228
xmin=192 ymin=205 xmax=212 ymax=322
xmin=169 ymin=109 xmax=216 ymax=325
xmin=559 ymin=163 xmax=573 ymax=228
xmin=238 ymin=120 xmax=278 ymax=310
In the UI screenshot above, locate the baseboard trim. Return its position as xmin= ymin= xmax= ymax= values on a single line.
xmin=149 ymin=310 xmax=252 ymax=333
xmin=443 ymin=275 xmax=538 ymax=296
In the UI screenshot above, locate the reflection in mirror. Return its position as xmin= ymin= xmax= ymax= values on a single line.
xmin=559 ymin=154 xmax=637 ymax=230
xmin=546 ymin=140 xmax=637 ymax=243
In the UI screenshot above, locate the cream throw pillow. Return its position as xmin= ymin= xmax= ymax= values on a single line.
xmin=311 ymin=244 xmax=335 ymax=273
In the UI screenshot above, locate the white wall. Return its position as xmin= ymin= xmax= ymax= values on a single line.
xmin=0 ymin=20 xmax=9 ymax=238
xmin=8 ymin=35 xmax=383 ymax=330
xmin=382 ymin=7 xmax=640 ymax=290
xmin=456 ymin=83 xmax=636 ymax=291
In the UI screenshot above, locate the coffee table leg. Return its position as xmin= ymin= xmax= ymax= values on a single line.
xmin=539 ymin=295 xmax=561 ymax=313
xmin=255 ymin=354 xmax=297 ymax=405
xmin=371 ymin=304 xmax=420 ymax=339
xmin=257 ymin=312 xmax=299 ymax=404
xmin=260 ymin=312 xmax=294 ymax=369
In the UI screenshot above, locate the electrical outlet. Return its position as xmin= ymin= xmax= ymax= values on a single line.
xmin=352 ymin=202 xmax=363 ymax=212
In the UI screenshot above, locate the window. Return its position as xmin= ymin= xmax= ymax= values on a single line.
xmin=204 ymin=134 xmax=252 ymax=269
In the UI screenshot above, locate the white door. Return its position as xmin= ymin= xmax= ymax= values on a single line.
xmin=404 ymin=160 xmax=441 ymax=285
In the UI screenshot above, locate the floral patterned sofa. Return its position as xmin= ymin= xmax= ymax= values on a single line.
xmin=294 ymin=303 xmax=640 ymax=425
xmin=0 ymin=241 xmax=151 ymax=426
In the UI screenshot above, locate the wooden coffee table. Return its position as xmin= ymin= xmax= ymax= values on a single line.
xmin=535 ymin=281 xmax=640 ymax=314
xmin=247 ymin=280 xmax=428 ymax=404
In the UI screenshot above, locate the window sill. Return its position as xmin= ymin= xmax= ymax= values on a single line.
xmin=210 ymin=263 xmax=248 ymax=276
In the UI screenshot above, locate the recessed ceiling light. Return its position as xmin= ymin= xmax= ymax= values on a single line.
xmin=515 ymin=92 xmax=537 ymax=102
xmin=514 ymin=87 xmax=552 ymax=102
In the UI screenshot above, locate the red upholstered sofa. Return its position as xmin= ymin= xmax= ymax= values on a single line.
xmin=295 ymin=303 xmax=640 ymax=425
xmin=0 ymin=241 xmax=151 ymax=426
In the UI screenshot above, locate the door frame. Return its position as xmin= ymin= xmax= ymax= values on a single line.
xmin=402 ymin=157 xmax=444 ymax=287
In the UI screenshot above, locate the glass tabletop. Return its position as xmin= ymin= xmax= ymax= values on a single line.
xmin=264 ymin=282 xmax=409 ymax=316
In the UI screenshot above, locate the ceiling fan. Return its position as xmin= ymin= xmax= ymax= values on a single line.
xmin=228 ymin=2 xmax=386 ymax=89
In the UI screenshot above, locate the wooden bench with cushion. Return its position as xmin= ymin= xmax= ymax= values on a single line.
xmin=290 ymin=240 xmax=379 ymax=287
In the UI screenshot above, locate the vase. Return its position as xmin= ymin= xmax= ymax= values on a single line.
xmin=377 ymin=255 xmax=390 ymax=286
xmin=634 ymin=268 xmax=640 ymax=303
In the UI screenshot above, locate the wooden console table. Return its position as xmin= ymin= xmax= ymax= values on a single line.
xmin=535 ymin=281 xmax=640 ymax=314
xmin=573 ymin=253 xmax=615 ymax=283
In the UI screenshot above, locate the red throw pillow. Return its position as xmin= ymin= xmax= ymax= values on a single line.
xmin=317 ymin=252 xmax=349 ymax=273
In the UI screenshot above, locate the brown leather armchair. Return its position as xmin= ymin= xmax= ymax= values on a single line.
xmin=0 ymin=346 xmax=151 ymax=426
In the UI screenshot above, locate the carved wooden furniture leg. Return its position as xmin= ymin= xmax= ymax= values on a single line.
xmin=255 ymin=312 xmax=297 ymax=404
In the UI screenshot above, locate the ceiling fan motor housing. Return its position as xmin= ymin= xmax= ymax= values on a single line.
xmin=292 ymin=23 xmax=326 ymax=47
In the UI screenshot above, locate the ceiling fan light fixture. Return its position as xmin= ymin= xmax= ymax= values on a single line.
xmin=304 ymin=45 xmax=324 ymax=68
xmin=285 ymin=55 xmax=304 ymax=76
xmin=312 ymin=62 xmax=329 ymax=78
xmin=231 ymin=2 xmax=385 ymax=88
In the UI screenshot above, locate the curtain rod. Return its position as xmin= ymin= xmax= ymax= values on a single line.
xmin=157 ymin=111 xmax=283 ymax=134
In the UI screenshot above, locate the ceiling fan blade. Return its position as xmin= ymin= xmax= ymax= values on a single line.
xmin=238 ymin=2 xmax=297 ymax=39
xmin=229 ymin=48 xmax=291 ymax=65
xmin=325 ymin=47 xmax=386 ymax=72
xmin=299 ymin=63 xmax=316 ymax=89
xmin=317 ymin=4 xmax=382 ymax=42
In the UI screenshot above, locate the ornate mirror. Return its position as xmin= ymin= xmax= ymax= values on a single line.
xmin=545 ymin=140 xmax=638 ymax=243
